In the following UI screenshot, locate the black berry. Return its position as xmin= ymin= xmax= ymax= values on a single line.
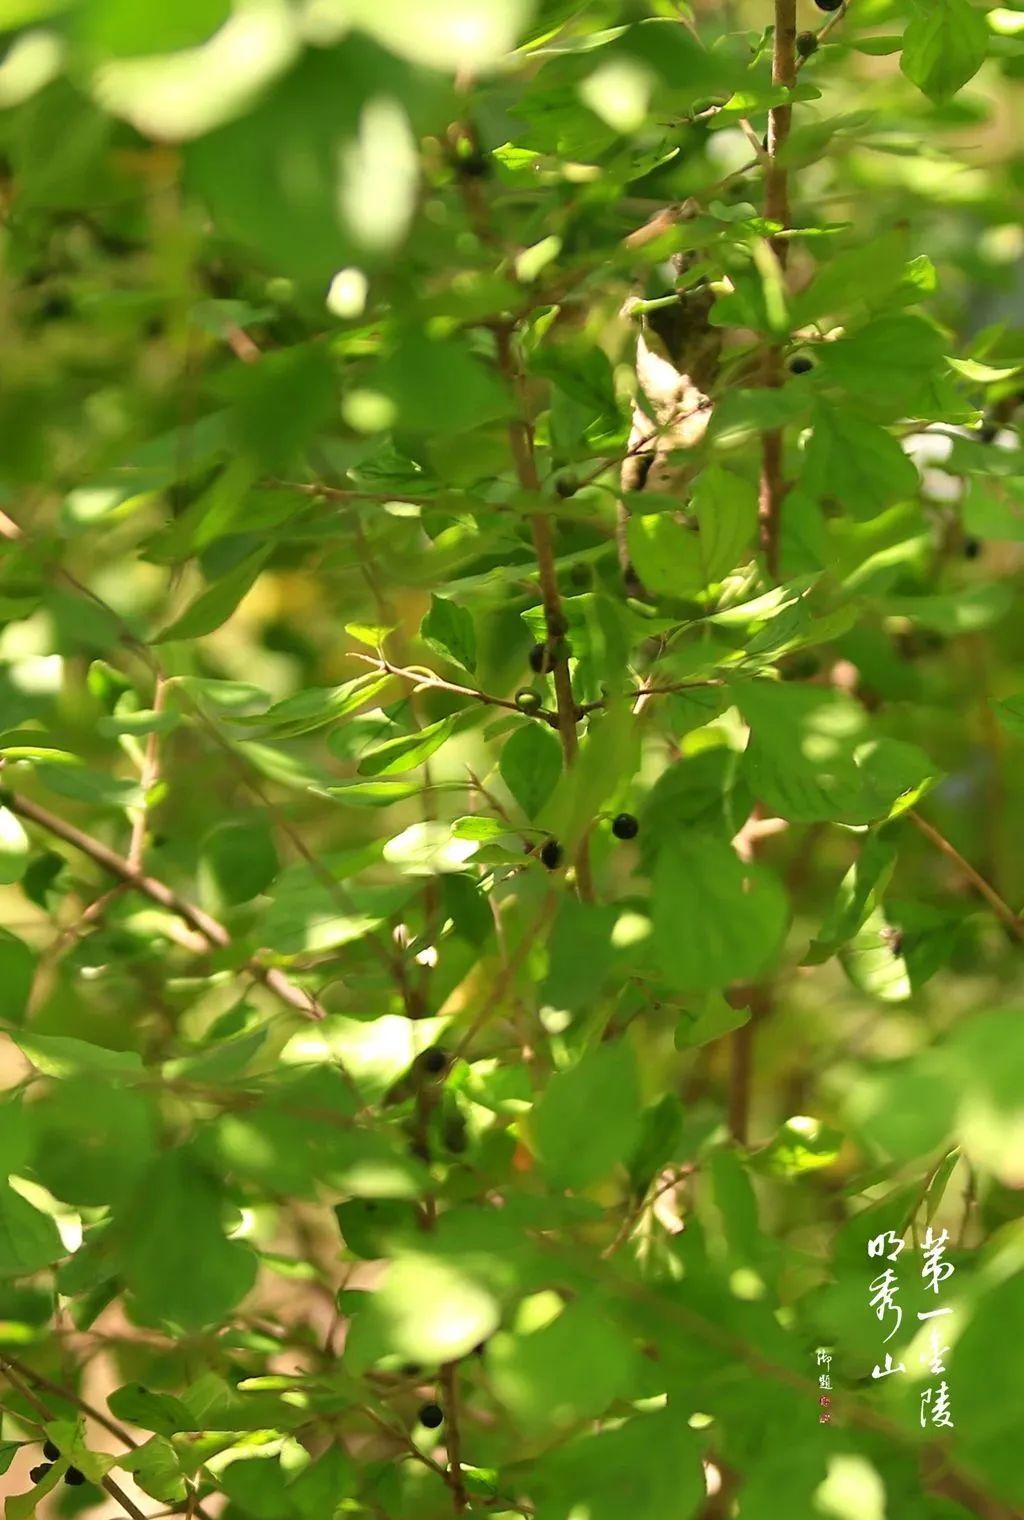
xmin=569 ymin=561 xmax=592 ymax=589
xmin=979 ymin=417 xmax=999 ymax=442
xmin=963 ymin=537 xmax=981 ymax=560
xmin=554 ymin=472 xmax=578 ymax=499
xmin=814 ymin=0 xmax=843 ymax=10
xmin=515 ymin=688 xmax=542 ymax=714
xmin=29 ymin=1465 xmax=52 ymax=1484
xmin=65 ymin=1468 xmax=86 ymax=1488
xmin=611 ymin=812 xmax=639 ymax=841
xmin=419 ymin=1402 xmax=444 ymax=1429
xmin=788 ymin=353 xmax=815 ymax=375
xmin=540 ymin=839 xmax=563 ymax=870
xmin=796 ymin=30 xmax=819 ymax=57
xmin=528 ymin=642 xmax=548 ymax=674
xmin=456 ymin=150 xmax=490 ymax=178
xmin=42 ymin=1442 xmax=60 ymax=1463
xmin=418 ymin=1046 xmax=447 ymax=1075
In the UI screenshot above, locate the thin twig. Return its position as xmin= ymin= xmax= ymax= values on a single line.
xmin=494 ymin=324 xmax=593 ymax=901
xmin=0 ymin=1359 xmax=149 ymax=1520
xmin=440 ymin=1363 xmax=468 ymax=1514
xmin=348 ymin=654 xmax=560 ymax=729
xmin=1 ymin=788 xmax=330 ymax=1023
xmin=908 ymin=810 xmax=1024 ymax=939
xmin=757 ymin=0 xmax=797 ymax=578
xmin=2 ymin=1354 xmax=136 ymax=1449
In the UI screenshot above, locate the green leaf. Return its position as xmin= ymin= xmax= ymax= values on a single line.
xmin=288 ymin=1448 xmax=355 ymax=1517
xmin=541 ymin=898 xmax=618 ymax=1011
xmin=0 ymin=806 xmax=29 ymax=884
xmin=118 ymin=1150 xmax=257 ymax=1330
xmin=499 ymin=722 xmax=562 ymax=821
xmin=76 ymin=0 xmax=229 ymax=55
xmin=420 ymin=594 xmax=476 ymax=673
xmin=199 ymin=816 xmax=279 ymax=908
xmin=901 ymin=0 xmax=988 ymax=102
xmin=356 ymin=715 xmax=458 ymax=776
xmin=154 ymin=553 xmax=267 ymax=643
xmin=532 ymin=1042 xmax=641 ymax=1189
xmin=652 ymin=834 xmax=788 ymax=993
xmin=11 ymin=1031 xmax=143 ymax=1079
xmin=375 ymin=332 xmax=509 ymax=435
xmin=487 ymin=1297 xmax=636 ymax=1432
xmin=0 ymin=931 xmax=34 ymax=1024
xmin=804 ymin=406 xmax=919 ymax=516
xmin=994 ymin=692 xmax=1024 ymax=740
xmin=535 ymin=1411 xmax=704 ymax=1520
xmin=236 ymin=674 xmax=392 ymax=737
xmin=345 ymin=1251 xmax=501 ymax=1370
xmin=0 ymin=1182 xmax=63 ymax=1277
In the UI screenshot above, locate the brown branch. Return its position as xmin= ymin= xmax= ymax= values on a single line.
xmin=0 ymin=1359 xmax=150 ymax=1520
xmin=453 ymin=889 xmax=557 ymax=1061
xmin=348 ymin=654 xmax=560 ymax=729
xmin=1 ymin=787 xmax=329 ymax=1022
xmin=757 ymin=0 xmax=797 ymax=579
xmin=908 ymin=809 xmax=1024 ymax=939
xmin=494 ymin=324 xmax=594 ymax=901
xmin=727 ymin=1020 xmax=754 ymax=1145
xmin=439 ymin=1362 xmax=468 ymax=1514
xmin=2 ymin=1353 xmax=137 ymax=1450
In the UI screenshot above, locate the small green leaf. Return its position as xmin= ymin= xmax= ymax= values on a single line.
xmin=357 ymin=715 xmax=457 ymax=776
xmin=901 ymin=0 xmax=988 ymax=102
xmin=652 ymin=835 xmax=788 ymax=993
xmin=0 ymin=1182 xmax=63 ymax=1277
xmin=0 ymin=806 xmax=29 ymax=884
xmin=532 ymin=1042 xmax=641 ymax=1189
xmin=499 ymin=722 xmax=562 ymax=820
xmin=154 ymin=554 xmax=267 ymax=643
xmin=420 ymin=594 xmax=476 ymax=673
xmin=199 ymin=816 xmax=279 ymax=908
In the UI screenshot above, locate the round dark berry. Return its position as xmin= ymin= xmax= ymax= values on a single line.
xmin=514 ymin=687 xmax=542 ymax=714
xmin=418 ymin=1046 xmax=447 ymax=1075
xmin=402 ymin=1362 xmax=422 ymax=1376
xmin=963 ymin=537 xmax=982 ymax=560
xmin=539 ymin=839 xmax=563 ymax=870
xmin=65 ymin=1468 xmax=86 ymax=1487
xmin=814 ymin=0 xmax=843 ymax=10
xmin=42 ymin=1442 xmax=60 ymax=1462
xmin=419 ymin=1403 xmax=444 ymax=1429
xmin=979 ymin=418 xmax=999 ymax=443
xmin=456 ymin=151 xmax=490 ymax=178
xmin=554 ymin=472 xmax=578 ymax=499
xmin=528 ymin=642 xmax=548 ymax=675
xmin=787 ymin=353 xmax=815 ymax=376
xmin=29 ymin=1465 xmax=52 ymax=1484
xmin=569 ymin=561 xmax=592 ymax=589
xmin=796 ymin=30 xmax=819 ymax=57
xmin=611 ymin=812 xmax=639 ymax=841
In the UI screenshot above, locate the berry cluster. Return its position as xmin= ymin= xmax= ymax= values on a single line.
xmin=29 ymin=1441 xmax=85 ymax=1487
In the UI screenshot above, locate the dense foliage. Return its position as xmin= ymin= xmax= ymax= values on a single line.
xmin=0 ymin=1 xmax=1023 ymax=1518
